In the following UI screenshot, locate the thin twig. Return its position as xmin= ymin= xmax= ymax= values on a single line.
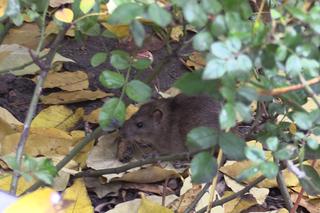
xmin=184 ymin=183 xmax=211 ymax=213
xmin=21 ymin=127 xmax=103 ymax=195
xmin=275 ymin=158 xmax=293 ymax=210
xmin=10 ymin=25 xmax=69 ymax=195
xmin=298 ymin=74 xmax=320 ymax=109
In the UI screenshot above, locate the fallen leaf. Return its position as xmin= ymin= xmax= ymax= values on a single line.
xmin=0 ymin=107 xmax=21 ymax=143
xmin=223 ymin=191 xmax=257 ymax=213
xmin=107 ymin=195 xmax=177 ymax=213
xmin=45 ymin=21 xmax=75 ymax=37
xmin=40 ymin=89 xmax=113 ymax=104
xmin=224 ymin=175 xmax=269 ymax=205
xmin=71 ymin=130 xmax=94 ymax=167
xmin=170 ymin=26 xmax=183 ymax=42
xmin=0 ymin=0 xmax=8 ymax=18
xmin=50 ymin=0 xmax=73 ymax=8
xmin=52 ymin=170 xmax=70 ymax=192
xmin=290 ymin=193 xmax=320 ymax=213
xmin=138 ymin=197 xmax=173 ymax=213
xmin=83 ymin=108 xmax=100 ymax=124
xmin=31 ymin=105 xmax=84 ymax=131
xmin=0 ymin=106 xmax=22 ymax=126
xmin=0 ymin=176 xmax=34 ymax=196
xmin=4 ymin=187 xmax=67 ymax=213
xmin=0 ymin=44 xmax=74 ymax=76
xmin=84 ymin=177 xmax=121 ymax=198
xmin=113 ymin=166 xmax=179 ymax=183
xmin=55 ymin=8 xmax=74 ymax=23
xmin=158 ymin=87 xmax=181 ymax=99
xmin=63 ymin=178 xmax=94 ymax=213
xmin=3 ymin=23 xmax=43 ymax=50
xmin=42 ymin=71 xmax=89 ymax=91
xmin=126 ymin=104 xmax=139 ymax=120
xmin=184 ymin=52 xmax=206 ymax=71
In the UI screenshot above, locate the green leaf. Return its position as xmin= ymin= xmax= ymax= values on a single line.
xmin=99 ymin=70 xmax=125 ymax=89
xmin=235 ymin=102 xmax=252 ymax=122
xmin=307 ymin=138 xmax=319 ymax=150
xmin=90 ymin=52 xmax=107 ymax=67
xmin=99 ymin=98 xmax=126 ymax=128
xmin=203 ymin=59 xmax=226 ymax=80
xmin=108 ymin=3 xmax=144 ymax=24
xmin=259 ymin=161 xmax=279 ymax=179
xmin=132 ymin=58 xmax=152 ymax=70
xmin=187 ymin=127 xmax=218 ymax=150
xmin=237 ymin=54 xmax=252 ymax=72
xmin=80 ymin=0 xmax=95 ymax=14
xmin=200 ymin=0 xmax=222 ymax=14
xmin=237 ymin=166 xmax=259 ymax=182
xmin=245 ymin=147 xmax=265 ymax=163
xmin=210 ymin=15 xmax=227 ymax=37
xmin=2 ymin=155 xmax=18 ymax=170
xmin=265 ymin=137 xmax=279 ymax=151
xmin=147 ymin=3 xmax=172 ymax=28
xmin=285 ymin=54 xmax=302 ymax=77
xmin=193 ymin=31 xmax=213 ymax=51
xmin=274 ymin=145 xmax=297 ymax=160
xmin=238 ymin=87 xmax=258 ymax=101
xmin=110 ymin=50 xmax=130 ymax=70
xmin=219 ymin=103 xmax=236 ymax=130
xmin=211 ymin=42 xmax=232 ymax=59
xmin=299 ymin=165 xmax=320 ymax=196
xmin=275 ymin=45 xmax=287 ymax=62
xmin=130 ymin=20 xmax=145 ymax=47
xmin=226 ymin=37 xmax=241 ymax=53
xmin=125 ymin=80 xmax=152 ymax=102
xmin=183 ymin=0 xmax=208 ymax=28
xmin=292 ymin=111 xmax=313 ymax=130
xmin=191 ymin=152 xmax=217 ymax=183
xmin=219 ymin=132 xmax=246 ymax=160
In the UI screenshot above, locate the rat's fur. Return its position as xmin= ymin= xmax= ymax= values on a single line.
xmin=120 ymin=94 xmax=221 ymax=154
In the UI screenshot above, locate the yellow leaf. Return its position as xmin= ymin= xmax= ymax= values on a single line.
xmin=46 ymin=21 xmax=75 ymax=37
xmin=42 ymin=71 xmax=89 ymax=91
xmin=289 ymin=122 xmax=297 ymax=134
xmin=71 ymin=130 xmax=94 ymax=167
xmin=126 ymin=104 xmax=139 ymax=120
xmin=31 ymin=106 xmax=84 ymax=131
xmin=0 ymin=107 xmax=21 ymax=143
xmin=63 ymin=179 xmax=94 ymax=213
xmin=222 ymin=191 xmax=257 ymax=213
xmin=170 ymin=26 xmax=183 ymax=42
xmin=185 ymin=52 xmax=206 ymax=71
xmin=80 ymin=0 xmax=95 ymax=14
xmin=0 ymin=0 xmax=7 ymax=17
xmin=0 ymin=128 xmax=74 ymax=156
xmin=83 ymin=108 xmax=100 ymax=123
xmin=0 ymin=176 xmax=34 ymax=196
xmin=101 ymin=22 xmax=130 ymax=38
xmin=55 ymin=8 xmax=74 ymax=23
xmin=40 ymin=89 xmax=113 ymax=104
xmin=138 ymin=197 xmax=173 ymax=213
xmin=4 ymin=187 xmax=66 ymax=213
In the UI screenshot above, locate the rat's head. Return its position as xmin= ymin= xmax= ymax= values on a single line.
xmin=120 ymin=101 xmax=165 ymax=145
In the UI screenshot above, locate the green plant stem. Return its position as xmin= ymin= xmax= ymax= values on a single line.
xmin=10 ymin=25 xmax=69 ymax=195
xmin=36 ymin=1 xmax=49 ymax=55
xmin=275 ymin=158 xmax=293 ymax=210
xmin=299 ymin=73 xmax=320 ymax=109
xmin=22 ymin=127 xmax=104 ymax=195
xmin=74 ymin=148 xmax=209 ymax=178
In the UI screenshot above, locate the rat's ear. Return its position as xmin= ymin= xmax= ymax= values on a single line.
xmin=152 ymin=109 xmax=163 ymax=123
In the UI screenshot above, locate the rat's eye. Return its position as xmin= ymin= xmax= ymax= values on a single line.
xmin=136 ymin=122 xmax=144 ymax=128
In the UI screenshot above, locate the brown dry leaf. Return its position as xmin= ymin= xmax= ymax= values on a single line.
xmin=126 ymin=104 xmax=139 ymax=120
xmin=113 ymin=166 xmax=179 ymax=183
xmin=158 ymin=87 xmax=181 ymax=99
xmin=2 ymin=23 xmax=43 ymax=50
xmin=222 ymin=191 xmax=257 ymax=213
xmin=0 ymin=107 xmax=21 ymax=143
xmin=31 ymin=106 xmax=83 ymax=131
xmin=170 ymin=26 xmax=183 ymax=42
xmin=123 ymin=183 xmax=173 ymax=195
xmin=184 ymin=52 xmax=206 ymax=71
xmin=290 ymin=193 xmax=320 ymax=213
xmin=63 ymin=178 xmax=94 ymax=213
xmin=83 ymin=108 xmax=100 ymax=124
xmin=40 ymin=89 xmax=113 ymax=104
xmin=220 ymin=160 xmax=299 ymax=188
xmin=0 ymin=44 xmax=74 ymax=76
xmin=0 ymin=128 xmax=74 ymax=156
xmin=42 ymin=71 xmax=89 ymax=91
xmin=71 ymin=130 xmax=94 ymax=167
xmin=50 ymin=0 xmax=73 ymax=7
xmin=84 ymin=177 xmax=121 ymax=198
xmin=138 ymin=197 xmax=173 ymax=213
xmin=0 ymin=107 xmax=22 ymax=126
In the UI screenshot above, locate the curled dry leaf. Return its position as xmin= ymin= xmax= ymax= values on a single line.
xmin=40 ymin=89 xmax=113 ymax=104
xmin=170 ymin=26 xmax=183 ymax=42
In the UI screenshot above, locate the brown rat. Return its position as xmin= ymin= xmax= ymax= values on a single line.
xmin=119 ymin=94 xmax=222 ymax=155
